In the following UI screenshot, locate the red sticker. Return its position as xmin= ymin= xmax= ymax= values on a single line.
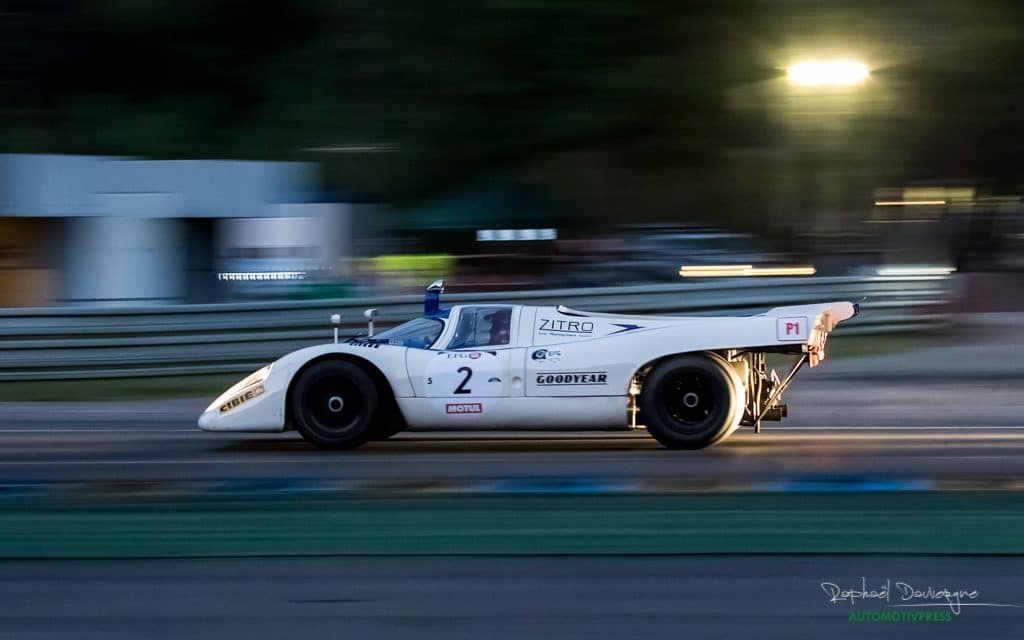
xmin=776 ymin=316 xmax=808 ymax=341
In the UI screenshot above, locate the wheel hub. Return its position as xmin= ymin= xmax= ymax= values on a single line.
xmin=662 ymin=370 xmax=717 ymax=430
xmin=307 ymin=376 xmax=361 ymax=435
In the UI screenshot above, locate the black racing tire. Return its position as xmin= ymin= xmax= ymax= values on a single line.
xmin=290 ymin=359 xmax=379 ymax=450
xmin=640 ymin=354 xmax=743 ymax=450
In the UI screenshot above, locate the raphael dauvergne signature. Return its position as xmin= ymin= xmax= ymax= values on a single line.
xmin=820 ymin=577 xmax=1019 ymax=615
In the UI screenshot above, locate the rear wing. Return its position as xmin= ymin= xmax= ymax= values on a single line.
xmin=761 ymin=301 xmax=859 ymax=366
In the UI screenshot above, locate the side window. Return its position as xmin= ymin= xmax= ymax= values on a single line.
xmin=448 ymin=307 xmax=513 ymax=349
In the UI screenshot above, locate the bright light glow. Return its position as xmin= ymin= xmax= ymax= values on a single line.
xmin=787 ymin=60 xmax=869 ymax=87
xmin=875 ymin=200 xmax=946 ymax=206
xmin=218 ymin=271 xmax=307 ymax=281
xmin=876 ymin=266 xmax=956 ymax=277
xmin=679 ymin=265 xmax=816 ymax=278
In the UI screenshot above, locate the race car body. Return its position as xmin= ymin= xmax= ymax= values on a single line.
xmin=199 ymin=280 xmax=857 ymax=449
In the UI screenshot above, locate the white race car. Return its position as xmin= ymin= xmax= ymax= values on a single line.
xmin=199 ymin=280 xmax=857 ymax=450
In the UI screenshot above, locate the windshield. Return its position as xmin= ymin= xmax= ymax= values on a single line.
xmin=373 ymin=317 xmax=444 ymax=349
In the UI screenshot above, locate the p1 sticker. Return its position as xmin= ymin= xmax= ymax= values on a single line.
xmin=777 ymin=316 xmax=808 ymax=341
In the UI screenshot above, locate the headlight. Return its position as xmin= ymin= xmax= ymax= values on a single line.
xmin=233 ymin=364 xmax=272 ymax=391
xmin=210 ymin=364 xmax=273 ymax=414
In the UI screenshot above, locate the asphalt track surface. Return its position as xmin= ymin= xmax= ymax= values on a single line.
xmin=1 ymin=376 xmax=1022 ymax=638
xmin=0 ymin=378 xmax=1022 ymax=483
xmin=2 ymin=556 xmax=1022 ymax=639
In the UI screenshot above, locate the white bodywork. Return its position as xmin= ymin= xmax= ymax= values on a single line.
xmin=199 ymin=300 xmax=857 ymax=433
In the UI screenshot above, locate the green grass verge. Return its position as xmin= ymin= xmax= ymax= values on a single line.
xmin=1 ymin=492 xmax=1021 ymax=558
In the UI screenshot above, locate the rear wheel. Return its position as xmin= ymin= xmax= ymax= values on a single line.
xmin=290 ymin=360 xmax=379 ymax=450
xmin=640 ymin=354 xmax=743 ymax=449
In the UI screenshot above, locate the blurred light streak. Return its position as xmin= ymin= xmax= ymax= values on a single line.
xmin=476 ymin=228 xmax=558 ymax=241
xmin=875 ymin=200 xmax=947 ymax=206
xmin=876 ymin=266 xmax=956 ymax=277
xmin=787 ymin=60 xmax=869 ymax=86
xmin=678 ymin=264 xmax=754 ymax=272
xmin=865 ymin=219 xmax=939 ymax=224
xmin=217 ymin=271 xmax=308 ymax=281
xmin=303 ymin=144 xmax=400 ymax=153
xmin=679 ymin=265 xmax=816 ymax=277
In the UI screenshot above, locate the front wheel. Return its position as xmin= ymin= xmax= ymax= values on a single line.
xmin=290 ymin=360 xmax=379 ymax=450
xmin=640 ymin=354 xmax=743 ymax=449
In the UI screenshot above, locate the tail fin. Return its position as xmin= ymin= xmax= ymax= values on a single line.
xmin=764 ymin=301 xmax=858 ymax=366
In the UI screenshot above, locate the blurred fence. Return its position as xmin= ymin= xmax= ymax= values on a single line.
xmin=0 ymin=276 xmax=952 ymax=381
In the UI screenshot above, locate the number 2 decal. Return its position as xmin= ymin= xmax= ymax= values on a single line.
xmin=454 ymin=366 xmax=473 ymax=394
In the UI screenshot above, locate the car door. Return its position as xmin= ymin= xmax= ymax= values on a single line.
xmin=526 ymin=308 xmax=618 ymax=397
xmin=405 ymin=306 xmax=525 ymax=420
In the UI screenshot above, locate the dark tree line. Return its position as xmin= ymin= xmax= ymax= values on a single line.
xmin=2 ymin=1 xmax=1023 ymax=223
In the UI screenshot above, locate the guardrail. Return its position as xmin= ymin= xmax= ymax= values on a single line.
xmin=0 ymin=275 xmax=953 ymax=381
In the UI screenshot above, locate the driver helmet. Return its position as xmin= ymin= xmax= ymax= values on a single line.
xmin=485 ymin=309 xmax=511 ymax=344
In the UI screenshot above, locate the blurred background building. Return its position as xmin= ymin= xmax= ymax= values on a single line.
xmin=0 ymin=154 xmax=352 ymax=306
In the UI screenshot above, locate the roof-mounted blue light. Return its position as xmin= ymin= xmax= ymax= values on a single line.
xmin=425 ymin=279 xmax=445 ymax=316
